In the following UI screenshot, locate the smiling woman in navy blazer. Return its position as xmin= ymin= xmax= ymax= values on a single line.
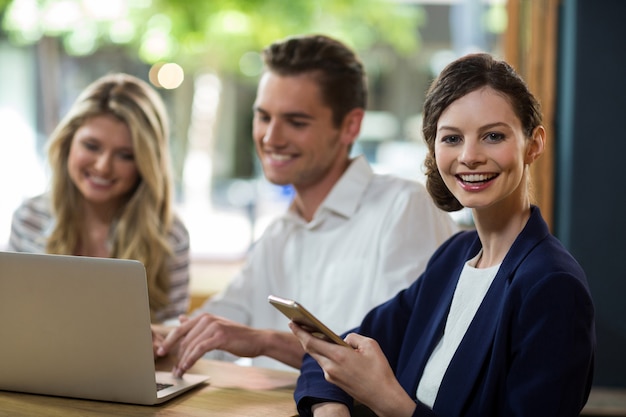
xmin=289 ymin=53 xmax=595 ymax=417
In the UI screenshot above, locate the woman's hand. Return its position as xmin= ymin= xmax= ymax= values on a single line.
xmin=289 ymin=322 xmax=416 ymax=417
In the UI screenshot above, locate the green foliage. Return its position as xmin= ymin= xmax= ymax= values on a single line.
xmin=0 ymin=0 xmax=424 ymax=74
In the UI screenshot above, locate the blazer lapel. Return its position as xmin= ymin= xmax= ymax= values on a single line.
xmin=434 ymin=267 xmax=509 ymax=415
xmin=397 ymin=237 xmax=483 ymax=395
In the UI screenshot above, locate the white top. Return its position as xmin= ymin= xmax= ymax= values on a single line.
xmin=416 ymin=252 xmax=501 ymax=407
xmin=7 ymin=193 xmax=191 ymax=323
xmin=196 ymin=155 xmax=458 ymax=369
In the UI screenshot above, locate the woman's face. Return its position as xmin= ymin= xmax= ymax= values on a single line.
xmin=67 ymin=114 xmax=139 ymax=211
xmin=434 ymin=87 xmax=540 ymax=213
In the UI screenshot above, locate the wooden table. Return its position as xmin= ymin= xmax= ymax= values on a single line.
xmin=0 ymin=358 xmax=299 ymax=416
xmin=582 ymin=387 xmax=626 ymax=417
xmin=4 ymin=357 xmax=617 ymax=417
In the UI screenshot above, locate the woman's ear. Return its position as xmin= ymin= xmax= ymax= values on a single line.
xmin=525 ymin=125 xmax=546 ymax=164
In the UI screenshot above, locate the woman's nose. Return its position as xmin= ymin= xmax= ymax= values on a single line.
xmin=94 ymin=153 xmax=113 ymax=173
xmin=459 ymin=141 xmax=485 ymax=168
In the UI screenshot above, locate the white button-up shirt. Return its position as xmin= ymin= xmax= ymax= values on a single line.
xmin=197 ymin=155 xmax=458 ymax=369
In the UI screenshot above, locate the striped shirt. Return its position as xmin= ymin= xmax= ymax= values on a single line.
xmin=8 ymin=193 xmax=190 ymax=323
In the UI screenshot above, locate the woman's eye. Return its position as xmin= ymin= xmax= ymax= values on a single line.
xmin=83 ymin=141 xmax=99 ymax=151
xmin=442 ymin=135 xmax=461 ymax=144
xmin=485 ymin=132 xmax=505 ymax=142
xmin=118 ymin=152 xmax=135 ymax=161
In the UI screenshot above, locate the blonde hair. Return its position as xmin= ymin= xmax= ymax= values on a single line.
xmin=46 ymin=73 xmax=174 ymax=319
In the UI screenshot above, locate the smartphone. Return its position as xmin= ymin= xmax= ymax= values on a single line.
xmin=268 ymin=295 xmax=350 ymax=347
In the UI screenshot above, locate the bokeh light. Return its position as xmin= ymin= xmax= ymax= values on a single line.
xmin=149 ymin=62 xmax=184 ymax=89
xmin=238 ymin=51 xmax=263 ymax=77
xmin=109 ymin=19 xmax=136 ymax=44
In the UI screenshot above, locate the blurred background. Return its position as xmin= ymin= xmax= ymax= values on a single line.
xmin=1 ymin=0 xmax=626 ymax=388
xmin=0 ymin=0 xmax=506 ymax=258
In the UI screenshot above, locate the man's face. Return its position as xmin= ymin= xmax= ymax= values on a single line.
xmin=252 ymin=72 xmax=351 ymax=193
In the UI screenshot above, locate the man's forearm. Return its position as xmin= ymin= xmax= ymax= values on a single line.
xmin=257 ymin=330 xmax=305 ymax=369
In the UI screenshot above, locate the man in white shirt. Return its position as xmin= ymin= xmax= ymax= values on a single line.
xmin=155 ymin=34 xmax=457 ymax=372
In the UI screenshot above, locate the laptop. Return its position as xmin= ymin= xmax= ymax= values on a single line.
xmin=0 ymin=251 xmax=209 ymax=405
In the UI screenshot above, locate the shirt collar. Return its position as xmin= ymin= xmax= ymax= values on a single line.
xmin=287 ymin=155 xmax=373 ymax=223
xmin=324 ymin=155 xmax=373 ymax=218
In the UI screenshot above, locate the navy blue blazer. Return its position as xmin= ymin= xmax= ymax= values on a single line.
xmin=295 ymin=206 xmax=595 ymax=417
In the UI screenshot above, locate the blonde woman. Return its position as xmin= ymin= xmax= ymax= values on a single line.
xmin=9 ymin=73 xmax=190 ymax=323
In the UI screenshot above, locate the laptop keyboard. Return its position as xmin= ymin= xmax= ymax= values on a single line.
xmin=156 ymin=382 xmax=174 ymax=391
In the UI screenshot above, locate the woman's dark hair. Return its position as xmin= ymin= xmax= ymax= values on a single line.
xmin=422 ymin=53 xmax=543 ymax=211
xmin=262 ymin=34 xmax=367 ymax=127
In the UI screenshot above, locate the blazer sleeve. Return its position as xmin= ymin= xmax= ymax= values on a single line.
xmin=294 ymin=278 xmax=423 ymax=415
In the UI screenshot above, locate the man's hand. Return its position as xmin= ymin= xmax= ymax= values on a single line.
xmin=155 ymin=313 xmax=265 ymax=376
xmin=155 ymin=313 xmax=306 ymax=376
xmin=151 ymin=324 xmax=173 ymax=358
xmin=152 ymin=328 xmax=164 ymax=358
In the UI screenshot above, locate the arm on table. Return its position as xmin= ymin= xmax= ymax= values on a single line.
xmin=156 ymin=313 xmax=305 ymax=376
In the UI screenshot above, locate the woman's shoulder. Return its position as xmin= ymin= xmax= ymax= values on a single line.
xmin=427 ymin=228 xmax=480 ymax=265
xmin=515 ymin=206 xmax=586 ymax=279
xmin=506 ymin=235 xmax=592 ymax=318
xmin=440 ymin=228 xmax=479 ymax=250
xmin=15 ymin=193 xmax=50 ymax=210
xmin=9 ymin=193 xmax=53 ymax=252
xmin=523 ymin=233 xmax=586 ymax=279
xmin=167 ymin=214 xmax=190 ymax=248
xmin=503 ymin=221 xmax=589 ymax=301
xmin=12 ymin=193 xmax=53 ymax=222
